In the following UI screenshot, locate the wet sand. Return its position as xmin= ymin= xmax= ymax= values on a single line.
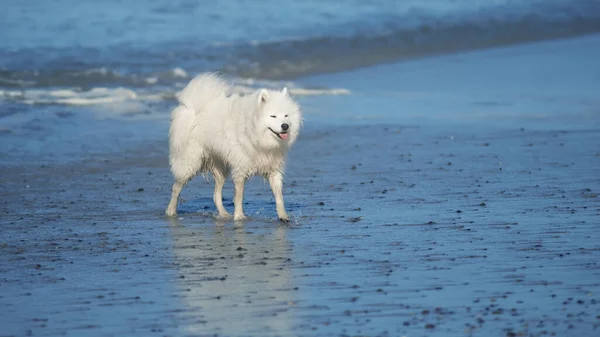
xmin=2 ymin=121 xmax=599 ymax=337
xmin=2 ymin=35 xmax=600 ymax=337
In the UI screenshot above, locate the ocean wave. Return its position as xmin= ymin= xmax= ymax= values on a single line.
xmin=0 ymin=67 xmax=191 ymax=89
xmin=1 ymin=87 xmax=141 ymax=106
xmin=223 ymin=1 xmax=600 ymax=79
xmin=0 ymin=79 xmax=350 ymax=109
xmin=1 ymin=0 xmax=599 ymax=86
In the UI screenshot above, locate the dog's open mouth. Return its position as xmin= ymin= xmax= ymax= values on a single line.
xmin=269 ymin=128 xmax=289 ymax=140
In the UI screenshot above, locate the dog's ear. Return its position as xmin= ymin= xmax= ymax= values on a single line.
xmin=282 ymin=87 xmax=288 ymax=96
xmin=257 ymin=89 xmax=270 ymax=105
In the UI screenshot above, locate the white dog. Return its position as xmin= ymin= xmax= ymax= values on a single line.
xmin=165 ymin=73 xmax=302 ymax=222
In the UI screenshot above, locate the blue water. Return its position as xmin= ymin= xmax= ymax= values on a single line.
xmin=2 ymin=0 xmax=600 ymax=90
xmin=2 ymin=4 xmax=600 ymax=335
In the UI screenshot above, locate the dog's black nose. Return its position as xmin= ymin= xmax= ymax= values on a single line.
xmin=281 ymin=123 xmax=289 ymax=131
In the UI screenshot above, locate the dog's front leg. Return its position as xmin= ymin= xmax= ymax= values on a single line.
xmin=269 ymin=172 xmax=289 ymax=222
xmin=233 ymin=178 xmax=247 ymax=221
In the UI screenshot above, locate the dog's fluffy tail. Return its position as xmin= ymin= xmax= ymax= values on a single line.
xmin=169 ymin=73 xmax=229 ymax=180
xmin=176 ymin=73 xmax=229 ymax=112
xmin=169 ymin=105 xmax=194 ymax=154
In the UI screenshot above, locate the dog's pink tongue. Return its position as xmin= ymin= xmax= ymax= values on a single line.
xmin=280 ymin=133 xmax=289 ymax=140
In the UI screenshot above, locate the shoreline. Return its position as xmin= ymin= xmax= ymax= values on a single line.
xmin=1 ymin=35 xmax=600 ymax=336
xmin=299 ymin=33 xmax=600 ymax=130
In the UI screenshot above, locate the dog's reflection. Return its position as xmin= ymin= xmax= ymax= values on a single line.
xmin=169 ymin=218 xmax=295 ymax=336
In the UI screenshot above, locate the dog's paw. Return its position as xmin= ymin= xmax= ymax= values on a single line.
xmin=165 ymin=208 xmax=177 ymax=217
xmin=233 ymin=214 xmax=248 ymax=221
xmin=278 ymin=215 xmax=290 ymax=223
xmin=217 ymin=212 xmax=233 ymax=220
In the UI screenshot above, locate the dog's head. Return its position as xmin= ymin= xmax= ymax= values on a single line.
xmin=255 ymin=87 xmax=302 ymax=150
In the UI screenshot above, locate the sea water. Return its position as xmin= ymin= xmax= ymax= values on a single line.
xmin=1 ymin=0 xmax=599 ymax=119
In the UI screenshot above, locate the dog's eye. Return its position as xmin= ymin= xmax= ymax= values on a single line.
xmin=285 ymin=114 xmax=288 ymax=118
xmin=270 ymin=115 xmax=276 ymax=118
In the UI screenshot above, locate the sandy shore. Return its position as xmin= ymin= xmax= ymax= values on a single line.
xmin=1 ymin=36 xmax=600 ymax=337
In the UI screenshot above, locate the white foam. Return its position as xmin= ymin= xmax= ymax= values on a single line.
xmin=0 ymin=77 xmax=350 ymax=121
xmin=171 ymin=68 xmax=188 ymax=78
xmin=83 ymin=67 xmax=111 ymax=75
xmin=229 ymin=77 xmax=350 ymax=96
xmin=287 ymin=88 xmax=351 ymax=96
xmin=49 ymin=89 xmax=78 ymax=97
xmin=229 ymin=84 xmax=350 ymax=96
xmin=1 ymin=87 xmax=141 ymax=106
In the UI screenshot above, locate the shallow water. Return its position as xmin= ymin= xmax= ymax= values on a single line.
xmin=2 ymin=0 xmax=600 ymax=89
xmin=1 ymin=4 xmax=600 ymax=337
xmin=3 ymin=0 xmax=600 ymax=128
xmin=2 ymin=121 xmax=599 ymax=336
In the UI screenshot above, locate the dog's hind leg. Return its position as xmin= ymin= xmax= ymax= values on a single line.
xmin=268 ymin=171 xmax=289 ymax=222
xmin=166 ymin=154 xmax=202 ymax=216
xmin=233 ymin=177 xmax=247 ymax=222
xmin=166 ymin=180 xmax=186 ymax=216
xmin=212 ymin=169 xmax=232 ymax=219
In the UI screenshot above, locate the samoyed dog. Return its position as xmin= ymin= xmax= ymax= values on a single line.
xmin=165 ymin=73 xmax=302 ymax=222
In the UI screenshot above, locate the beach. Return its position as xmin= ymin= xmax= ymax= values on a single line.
xmin=1 ymin=28 xmax=600 ymax=337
